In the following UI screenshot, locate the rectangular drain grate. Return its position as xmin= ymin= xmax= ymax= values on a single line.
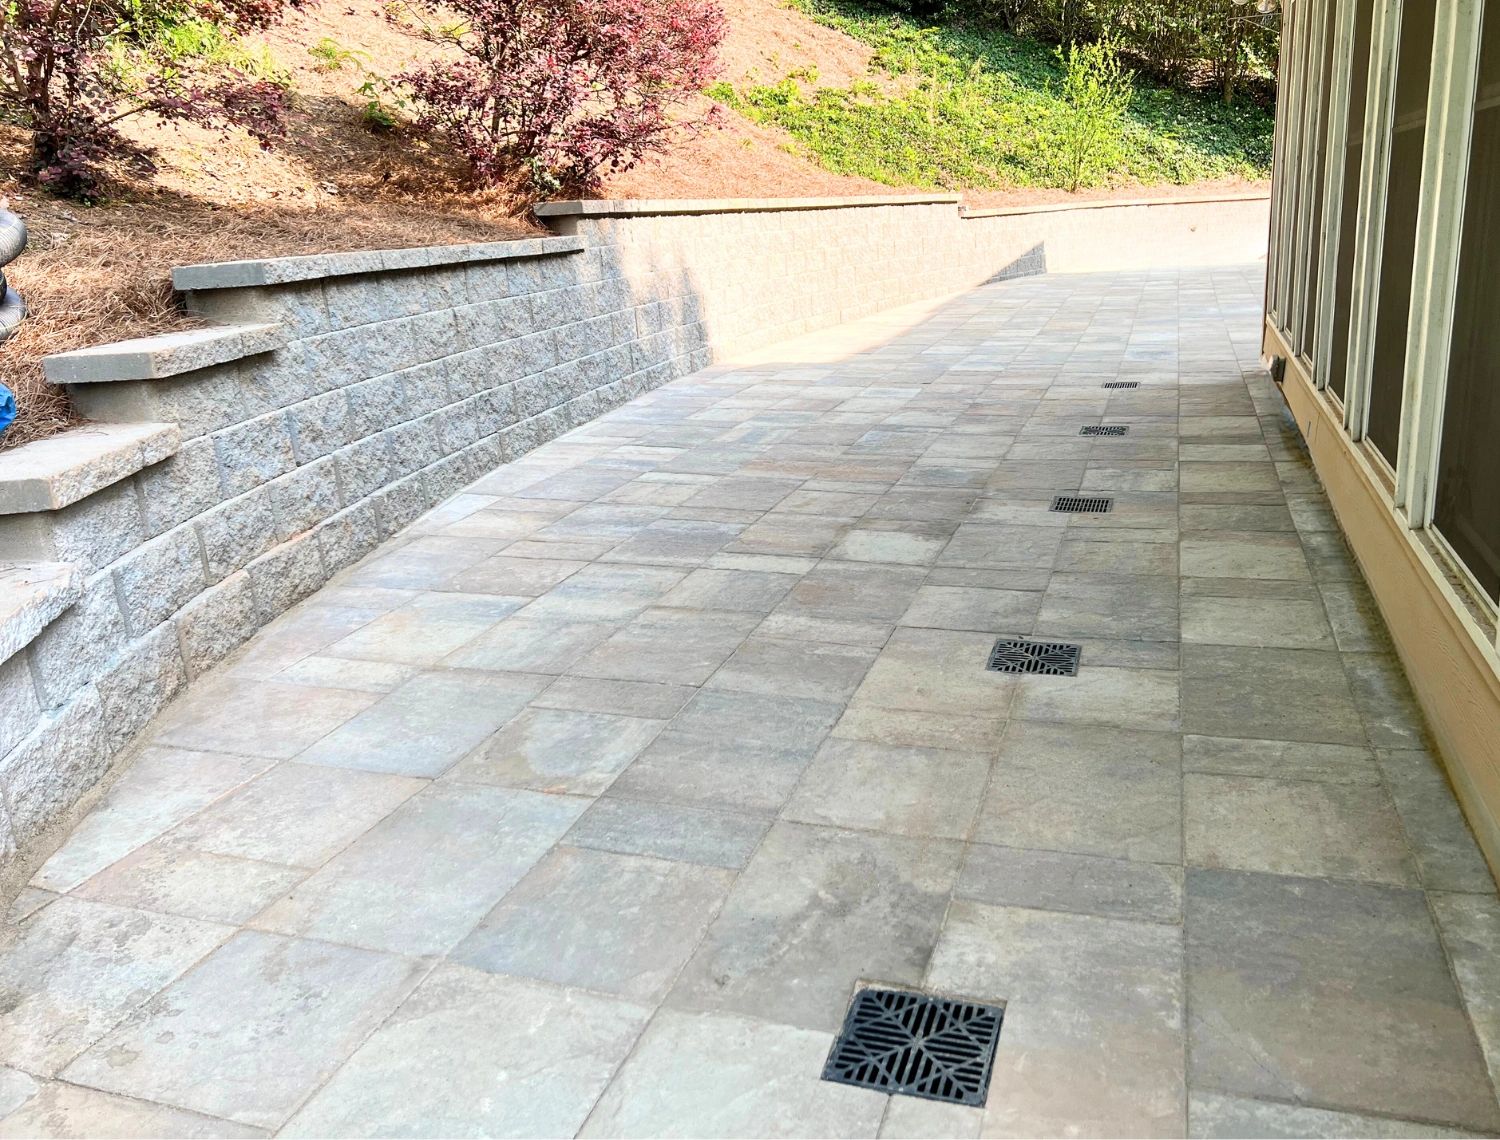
xmin=823 ymin=987 xmax=1004 ymax=1106
xmin=1079 ymin=424 xmax=1129 ymax=436
xmin=1103 ymin=380 xmax=1140 ymax=389
xmin=1051 ymin=494 xmax=1113 ymax=514
xmin=987 ymin=638 xmax=1082 ymax=676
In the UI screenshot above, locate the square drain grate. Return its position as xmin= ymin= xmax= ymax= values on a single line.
xmin=823 ymin=988 xmax=1004 ymax=1106
xmin=1051 ymin=494 xmax=1113 ymax=514
xmin=987 ymin=638 xmax=1082 ymax=676
xmin=1079 ymin=424 xmax=1129 ymax=436
xmin=1103 ymin=380 xmax=1140 ymax=389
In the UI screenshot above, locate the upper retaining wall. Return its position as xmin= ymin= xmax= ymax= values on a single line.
xmin=0 ymin=191 xmax=1267 ymax=876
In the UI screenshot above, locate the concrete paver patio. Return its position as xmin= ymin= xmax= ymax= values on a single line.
xmin=4 ymin=264 xmax=1500 ymax=1138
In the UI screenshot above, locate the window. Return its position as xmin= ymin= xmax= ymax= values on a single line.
xmin=1364 ymin=0 xmax=1438 ymax=463
xmin=1433 ymin=3 xmax=1500 ymax=602
xmin=1272 ymin=0 xmax=1307 ymax=326
xmin=1296 ymin=2 xmax=1338 ymax=358
xmin=1327 ymin=0 xmax=1377 ymax=400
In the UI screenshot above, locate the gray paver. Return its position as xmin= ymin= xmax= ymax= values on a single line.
xmin=454 ymin=846 xmax=733 ymax=1000
xmin=0 ymin=1074 xmax=263 ymax=1139
xmin=295 ymin=669 xmax=550 ymax=776
xmin=32 ymin=746 xmax=275 ymax=892
xmin=1186 ymin=869 xmax=1500 ymax=1130
xmin=449 ymin=707 xmax=666 ymax=794
xmin=670 ymin=821 xmax=963 ymax=1032
xmin=563 ymin=797 xmax=771 ymax=869
xmin=928 ymin=900 xmax=1185 ymax=1138
xmin=10 ymin=263 xmax=1497 ymax=1139
xmin=0 ymin=898 xmax=232 ymax=1076
xmin=579 ymin=1009 xmax=887 ymax=1139
xmin=254 ymin=783 xmax=584 ymax=954
xmin=164 ymin=762 xmax=423 ymax=866
xmin=62 ymin=931 xmax=424 ymax=1129
xmin=282 ymin=966 xmax=651 ymax=1139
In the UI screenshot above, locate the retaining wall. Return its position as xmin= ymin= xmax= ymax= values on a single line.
xmin=0 ymin=191 xmax=1268 ymax=878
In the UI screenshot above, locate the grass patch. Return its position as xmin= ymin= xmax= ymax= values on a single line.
xmin=707 ymin=0 xmax=1274 ymax=190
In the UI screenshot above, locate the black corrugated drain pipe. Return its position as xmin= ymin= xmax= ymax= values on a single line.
xmin=0 ymin=208 xmax=26 ymax=344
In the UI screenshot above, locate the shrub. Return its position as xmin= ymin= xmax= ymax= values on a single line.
xmin=1049 ymin=35 xmax=1132 ymax=189
xmin=392 ymin=0 xmax=727 ymax=196
xmin=0 ymin=0 xmax=294 ymax=199
xmin=964 ymin=0 xmax=1278 ymax=106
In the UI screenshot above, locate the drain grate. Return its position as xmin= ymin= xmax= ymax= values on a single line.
xmin=987 ymin=638 xmax=1082 ymax=676
xmin=823 ymin=988 xmax=1004 ymax=1106
xmin=1079 ymin=424 xmax=1129 ymax=436
xmin=1051 ymin=494 xmax=1113 ymax=514
xmin=1103 ymin=380 xmax=1140 ymax=389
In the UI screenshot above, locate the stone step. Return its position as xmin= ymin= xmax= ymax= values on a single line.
xmin=0 ymin=422 xmax=179 ymax=513
xmin=43 ymin=323 xmax=285 ymax=384
xmin=0 ymin=561 xmax=80 ymax=664
xmin=171 ymin=235 xmax=584 ymax=291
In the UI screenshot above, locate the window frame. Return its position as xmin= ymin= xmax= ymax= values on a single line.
xmin=1270 ymin=0 xmax=1499 ymax=638
xmin=1274 ymin=0 xmax=1312 ymax=328
xmin=1342 ymin=0 xmax=1404 ymax=442
xmin=1393 ymin=0 xmax=1486 ymax=529
xmin=1291 ymin=0 xmax=1336 ymax=361
xmin=1312 ymin=0 xmax=1364 ymax=391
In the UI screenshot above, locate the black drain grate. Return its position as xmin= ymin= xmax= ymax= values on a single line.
xmin=1103 ymin=380 xmax=1140 ymax=389
xmin=823 ymin=988 xmax=1004 ymax=1106
xmin=1079 ymin=424 xmax=1129 ymax=436
xmin=987 ymin=638 xmax=1082 ymax=676
xmin=1051 ymin=494 xmax=1113 ymax=514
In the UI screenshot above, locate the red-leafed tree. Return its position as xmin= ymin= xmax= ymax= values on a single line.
xmin=394 ymin=0 xmax=726 ymax=196
xmin=0 ymin=0 xmax=295 ymax=200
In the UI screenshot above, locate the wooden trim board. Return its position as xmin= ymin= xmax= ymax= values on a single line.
xmin=1267 ymin=318 xmax=1500 ymax=880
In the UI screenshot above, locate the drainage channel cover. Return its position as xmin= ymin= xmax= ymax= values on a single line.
xmin=1103 ymin=380 xmax=1140 ymax=389
xmin=823 ymin=988 xmax=1004 ymax=1106
xmin=1079 ymin=424 xmax=1129 ymax=436
xmin=987 ymin=638 xmax=1082 ymax=676
xmin=1051 ymin=494 xmax=1113 ymax=514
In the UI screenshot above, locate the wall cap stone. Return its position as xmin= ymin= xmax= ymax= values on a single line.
xmin=0 ymin=562 xmax=81 ymax=665
xmin=535 ymin=194 xmax=963 ymax=218
xmin=171 ymin=235 xmax=583 ymax=291
xmin=959 ymin=190 xmax=1271 ymax=220
xmin=43 ymin=323 xmax=286 ymax=384
xmin=0 ymin=423 xmax=180 ymax=514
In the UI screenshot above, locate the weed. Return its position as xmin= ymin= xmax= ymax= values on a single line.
xmin=308 ymin=37 xmax=369 ymax=71
xmin=1051 ymin=36 xmax=1132 ymax=190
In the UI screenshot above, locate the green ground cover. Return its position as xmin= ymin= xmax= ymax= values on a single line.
xmin=708 ymin=0 xmax=1275 ymax=190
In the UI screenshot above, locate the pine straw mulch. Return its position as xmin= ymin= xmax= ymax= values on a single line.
xmin=0 ymin=153 xmax=540 ymax=451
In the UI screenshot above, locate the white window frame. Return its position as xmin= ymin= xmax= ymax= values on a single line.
xmin=1266 ymin=7 xmax=1295 ymax=325
xmin=1291 ymin=0 xmax=1334 ymax=360
xmin=1311 ymin=0 xmax=1362 ymax=391
xmin=1342 ymin=0 xmax=1404 ymax=441
xmin=1393 ymin=0 xmax=1485 ymax=528
xmin=1280 ymin=0 xmax=1497 ymax=630
xmin=1274 ymin=0 xmax=1312 ymax=327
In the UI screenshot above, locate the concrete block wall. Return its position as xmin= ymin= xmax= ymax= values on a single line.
xmin=0 ymin=192 xmax=1269 ymax=879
